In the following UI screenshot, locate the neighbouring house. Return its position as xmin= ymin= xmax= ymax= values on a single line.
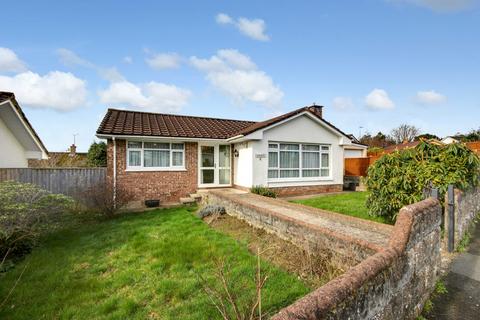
xmin=0 ymin=92 xmax=48 ymax=168
xmin=28 ymin=144 xmax=89 ymax=168
xmin=344 ymin=134 xmax=368 ymax=158
xmin=441 ymin=136 xmax=460 ymax=144
xmin=96 ymin=105 xmax=367 ymax=206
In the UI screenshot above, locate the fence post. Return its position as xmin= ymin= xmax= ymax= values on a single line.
xmin=447 ymin=184 xmax=455 ymax=252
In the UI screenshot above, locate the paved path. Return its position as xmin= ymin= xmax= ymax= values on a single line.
xmin=429 ymin=221 xmax=480 ymax=319
xmin=207 ymin=188 xmax=393 ymax=250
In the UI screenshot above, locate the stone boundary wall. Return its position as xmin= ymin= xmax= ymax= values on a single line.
xmin=446 ymin=186 xmax=480 ymax=249
xmin=272 ymin=198 xmax=442 ymax=320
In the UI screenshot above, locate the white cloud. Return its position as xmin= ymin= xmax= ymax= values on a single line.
xmin=391 ymin=0 xmax=476 ymax=12
xmin=216 ymin=13 xmax=233 ymax=24
xmin=237 ymin=18 xmax=270 ymax=41
xmin=190 ymin=49 xmax=283 ymax=108
xmin=217 ymin=49 xmax=256 ymax=70
xmin=0 ymin=71 xmax=87 ymax=111
xmin=56 ymin=48 xmax=93 ymax=68
xmin=215 ymin=13 xmax=270 ymax=41
xmin=146 ymin=53 xmax=181 ymax=70
xmin=365 ymin=89 xmax=395 ymax=110
xmin=416 ymin=90 xmax=447 ymax=105
xmin=123 ymin=56 xmax=133 ymax=64
xmin=56 ymin=48 xmax=124 ymax=82
xmin=0 ymin=47 xmax=27 ymax=73
xmin=332 ymin=96 xmax=354 ymax=109
xmin=98 ymin=81 xmax=191 ymax=113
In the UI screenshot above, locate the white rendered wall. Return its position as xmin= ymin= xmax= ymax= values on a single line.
xmin=0 ymin=116 xmax=28 ymax=168
xmin=344 ymin=149 xmax=364 ymax=158
xmin=250 ymin=115 xmax=345 ymax=188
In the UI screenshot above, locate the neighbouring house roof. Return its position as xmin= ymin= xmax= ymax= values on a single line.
xmin=0 ymin=91 xmax=48 ymax=156
xmin=96 ymin=104 xmax=358 ymax=143
xmin=28 ymin=152 xmax=89 ymax=168
xmin=383 ymin=139 xmax=444 ymax=153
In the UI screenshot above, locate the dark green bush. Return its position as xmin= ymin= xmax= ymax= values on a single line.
xmin=366 ymin=141 xmax=480 ymax=221
xmin=250 ymin=185 xmax=277 ymax=198
xmin=87 ymin=141 xmax=107 ymax=167
xmin=0 ymin=181 xmax=74 ymax=259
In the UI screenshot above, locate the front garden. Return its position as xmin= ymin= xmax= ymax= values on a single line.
xmin=0 ymin=206 xmax=309 ymax=319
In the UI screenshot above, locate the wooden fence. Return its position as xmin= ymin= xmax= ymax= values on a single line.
xmin=344 ymin=156 xmax=380 ymax=177
xmin=0 ymin=168 xmax=106 ymax=198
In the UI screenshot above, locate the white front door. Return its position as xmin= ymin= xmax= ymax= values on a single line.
xmin=198 ymin=143 xmax=231 ymax=187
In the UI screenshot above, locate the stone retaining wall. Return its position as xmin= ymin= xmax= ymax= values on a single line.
xmin=446 ymin=186 xmax=480 ymax=249
xmin=273 ymin=198 xmax=442 ymax=320
xmin=203 ymin=191 xmax=379 ymax=263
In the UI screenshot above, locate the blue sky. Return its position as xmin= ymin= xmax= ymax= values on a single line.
xmin=1 ymin=0 xmax=479 ymax=151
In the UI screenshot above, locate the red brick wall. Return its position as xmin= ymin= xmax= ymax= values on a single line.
xmin=107 ymin=139 xmax=198 ymax=206
xmin=270 ymin=184 xmax=343 ymax=197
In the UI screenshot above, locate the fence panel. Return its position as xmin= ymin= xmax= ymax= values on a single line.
xmin=0 ymin=168 xmax=106 ymax=199
xmin=344 ymin=157 xmax=370 ymax=176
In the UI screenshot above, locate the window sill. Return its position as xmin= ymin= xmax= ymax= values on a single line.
xmin=125 ymin=167 xmax=187 ymax=172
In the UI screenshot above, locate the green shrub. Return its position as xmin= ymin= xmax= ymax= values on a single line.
xmin=366 ymin=141 xmax=480 ymax=221
xmin=250 ymin=185 xmax=277 ymax=198
xmin=0 ymin=181 xmax=74 ymax=259
xmin=87 ymin=141 xmax=107 ymax=167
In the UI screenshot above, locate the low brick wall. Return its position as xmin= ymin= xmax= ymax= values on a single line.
xmin=273 ymin=198 xmax=442 ymax=320
xmin=271 ymin=184 xmax=343 ymax=197
xmin=446 ymin=186 xmax=480 ymax=249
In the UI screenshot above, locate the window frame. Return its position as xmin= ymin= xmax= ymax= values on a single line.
xmin=268 ymin=142 xmax=331 ymax=181
xmin=126 ymin=140 xmax=186 ymax=171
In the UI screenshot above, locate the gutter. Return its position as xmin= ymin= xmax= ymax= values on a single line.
xmin=96 ymin=133 xmax=230 ymax=143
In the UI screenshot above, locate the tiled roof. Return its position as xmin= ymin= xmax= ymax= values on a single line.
xmin=96 ymin=108 xmax=256 ymax=139
xmin=0 ymin=91 xmax=48 ymax=155
xmin=96 ymin=105 xmax=353 ymax=141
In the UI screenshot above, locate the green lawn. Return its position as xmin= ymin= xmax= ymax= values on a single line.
xmin=0 ymin=207 xmax=309 ymax=320
xmin=291 ymin=192 xmax=392 ymax=224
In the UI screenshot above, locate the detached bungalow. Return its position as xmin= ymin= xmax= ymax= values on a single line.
xmin=96 ymin=105 xmax=366 ymax=206
xmin=0 ymin=92 xmax=48 ymax=168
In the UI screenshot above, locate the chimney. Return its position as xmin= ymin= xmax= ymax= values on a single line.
xmin=69 ymin=144 xmax=77 ymax=157
xmin=307 ymin=104 xmax=323 ymax=118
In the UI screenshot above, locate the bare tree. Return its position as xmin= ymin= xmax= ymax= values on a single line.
xmin=390 ymin=124 xmax=421 ymax=144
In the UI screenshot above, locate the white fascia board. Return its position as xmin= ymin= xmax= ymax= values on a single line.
xmin=0 ymin=99 xmax=48 ymax=158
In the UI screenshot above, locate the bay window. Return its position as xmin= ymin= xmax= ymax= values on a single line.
xmin=268 ymin=142 xmax=330 ymax=180
xmin=126 ymin=141 xmax=185 ymax=170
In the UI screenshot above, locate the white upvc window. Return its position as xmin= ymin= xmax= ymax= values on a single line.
xmin=126 ymin=141 xmax=185 ymax=170
xmin=268 ymin=142 xmax=331 ymax=180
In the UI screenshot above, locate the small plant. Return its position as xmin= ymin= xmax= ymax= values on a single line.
xmin=456 ymin=231 xmax=472 ymax=253
xmin=250 ymin=186 xmax=277 ymax=198
xmin=198 ymin=205 xmax=226 ymax=219
xmin=199 ymin=254 xmax=269 ymax=320
xmin=434 ymin=280 xmax=448 ymax=295
xmin=420 ymin=279 xmax=448 ymax=318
